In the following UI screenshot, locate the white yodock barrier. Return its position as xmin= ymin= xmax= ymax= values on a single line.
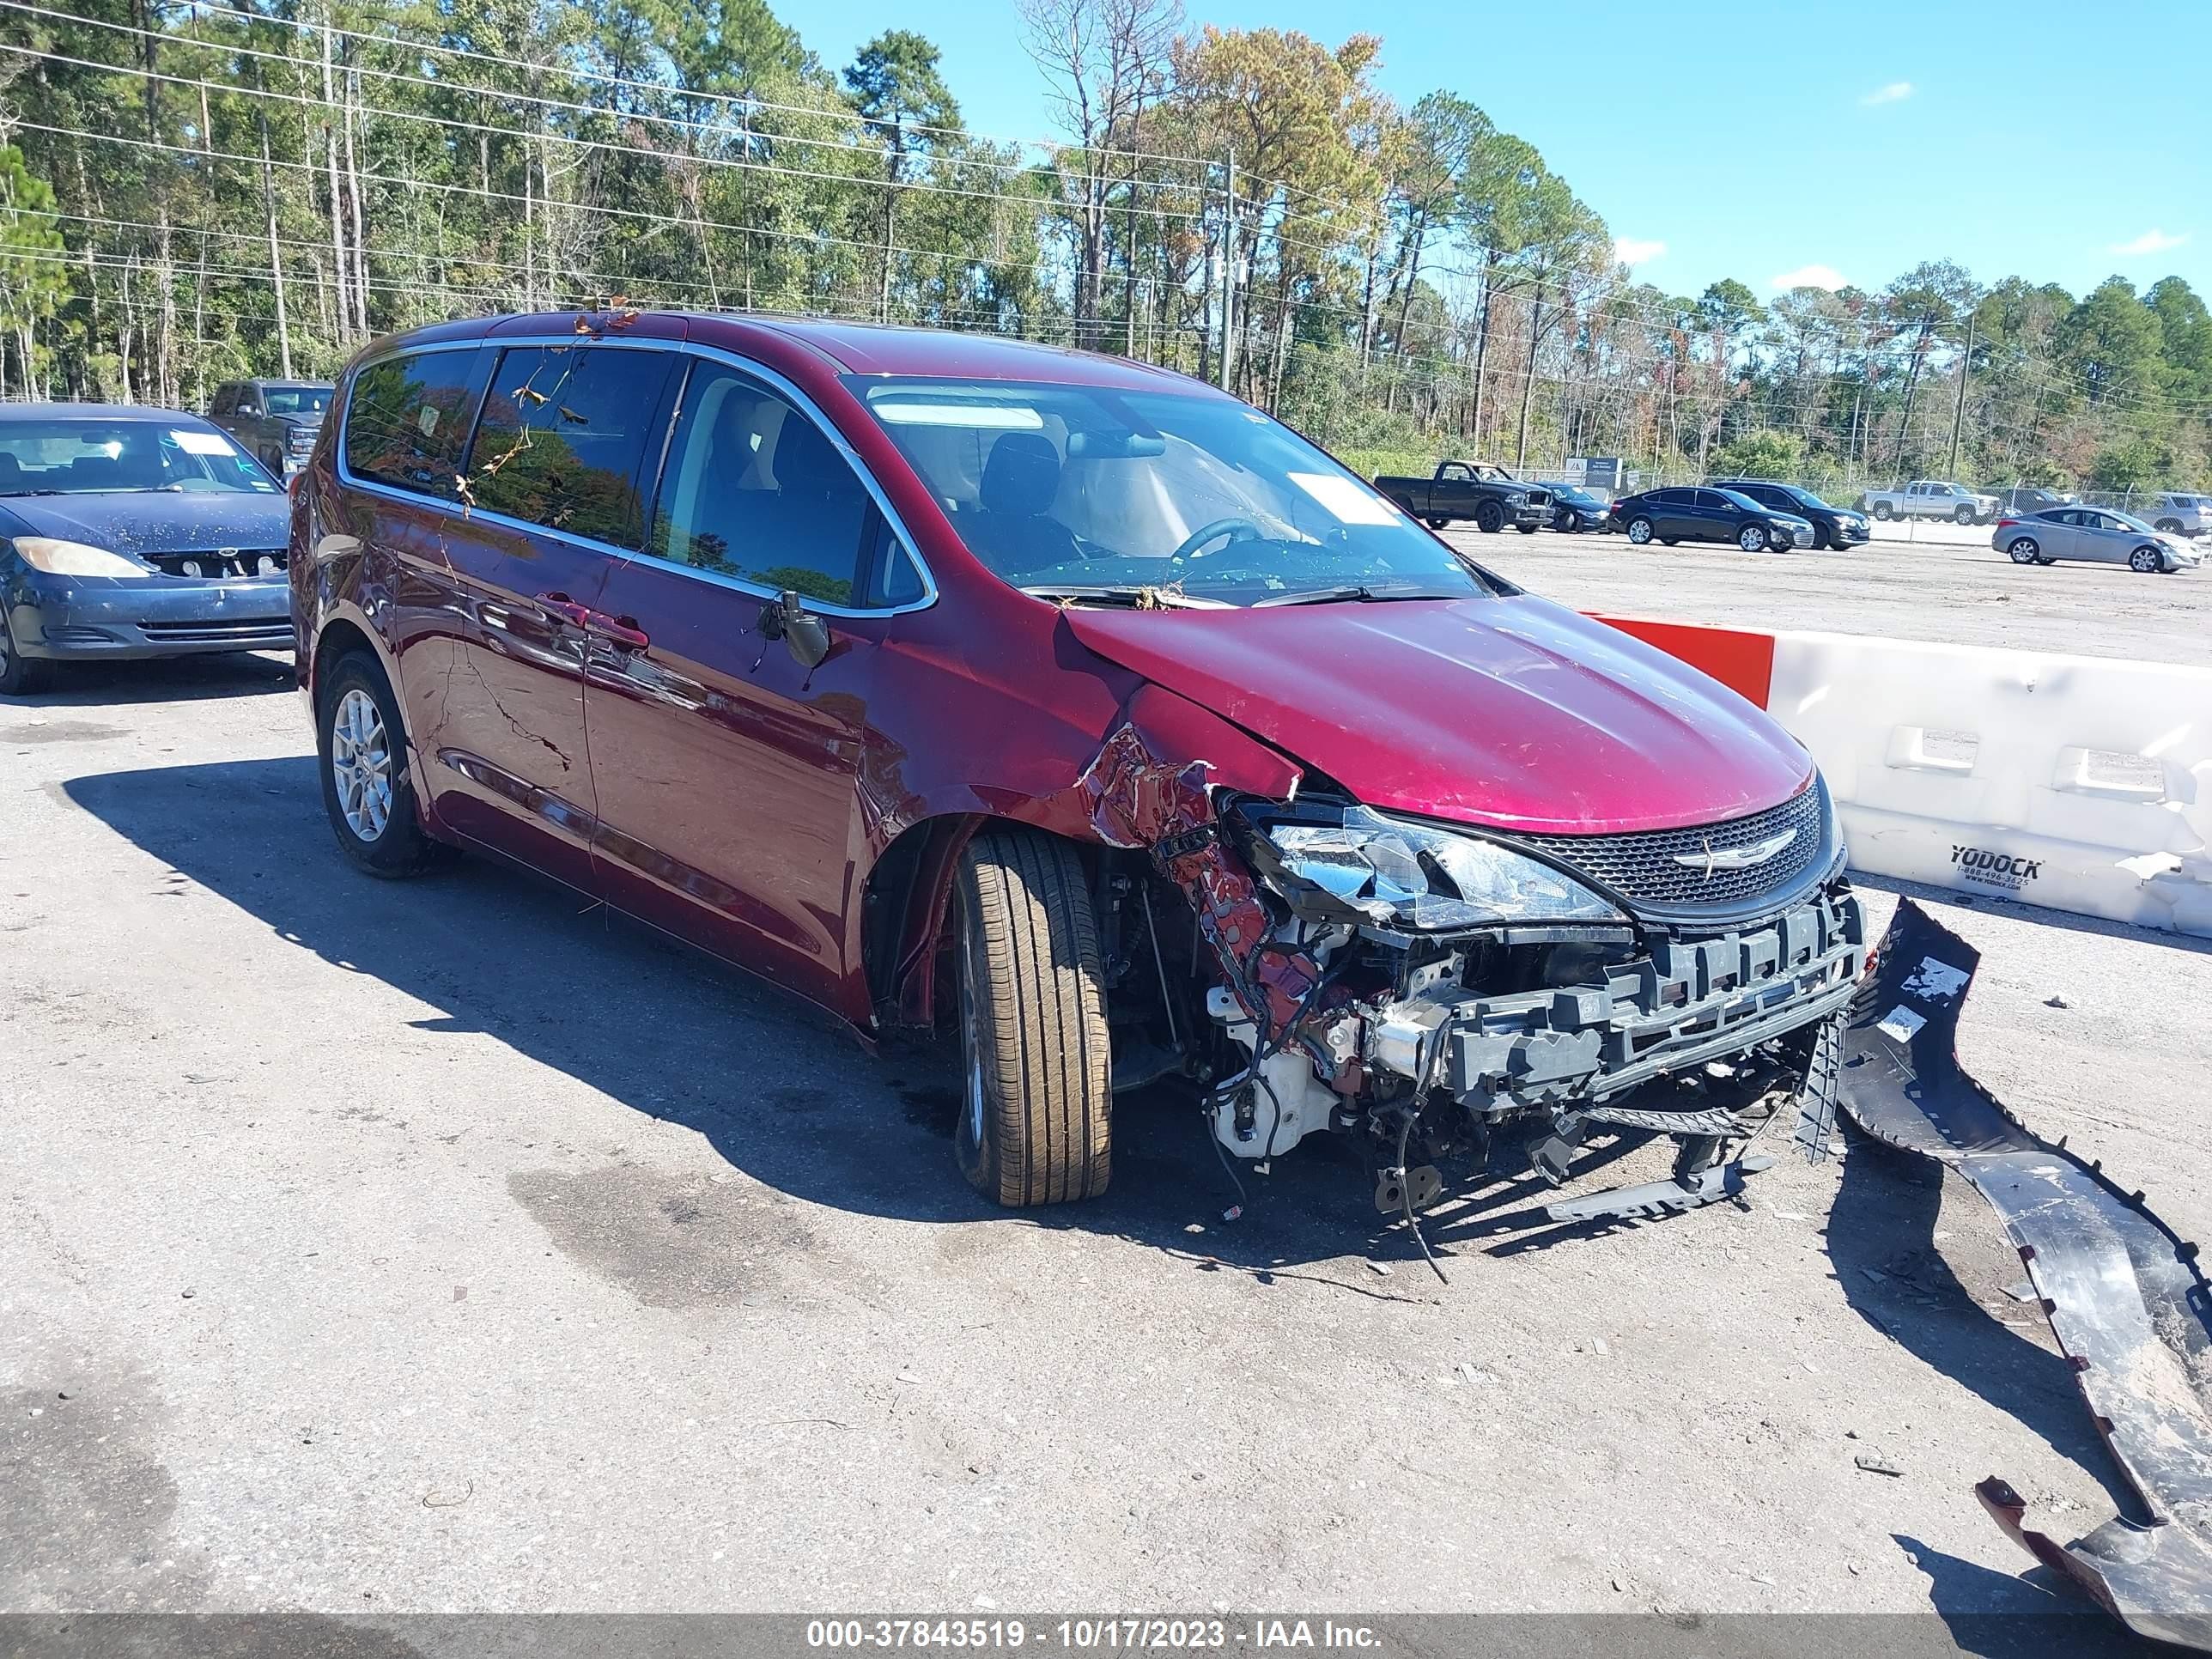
xmin=1765 ymin=632 xmax=2212 ymax=939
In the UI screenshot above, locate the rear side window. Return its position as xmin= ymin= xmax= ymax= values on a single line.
xmin=466 ymin=345 xmax=677 ymax=549
xmin=343 ymin=349 xmax=489 ymax=500
xmin=649 ymin=362 xmax=919 ymax=608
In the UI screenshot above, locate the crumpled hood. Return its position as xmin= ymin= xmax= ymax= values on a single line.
xmin=1064 ymin=594 xmax=1814 ymax=834
xmin=0 ymin=490 xmax=291 ymax=556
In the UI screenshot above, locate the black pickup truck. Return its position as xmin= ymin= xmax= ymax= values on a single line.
xmin=1373 ymin=460 xmax=1552 ymax=534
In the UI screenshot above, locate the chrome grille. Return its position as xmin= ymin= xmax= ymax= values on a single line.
xmin=1512 ymin=786 xmax=1826 ymax=909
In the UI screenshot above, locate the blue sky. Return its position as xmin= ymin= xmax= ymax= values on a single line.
xmin=795 ymin=0 xmax=2209 ymax=303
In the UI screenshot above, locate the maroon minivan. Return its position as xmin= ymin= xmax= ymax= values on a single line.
xmin=291 ymin=311 xmax=1862 ymax=1219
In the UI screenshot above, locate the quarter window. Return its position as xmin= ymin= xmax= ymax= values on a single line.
xmin=649 ymin=362 xmax=917 ymax=609
xmin=343 ymin=349 xmax=490 ymax=500
xmin=466 ymin=345 xmax=677 ymax=548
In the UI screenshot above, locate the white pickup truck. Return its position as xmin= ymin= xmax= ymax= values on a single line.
xmin=1861 ymin=479 xmax=1999 ymax=524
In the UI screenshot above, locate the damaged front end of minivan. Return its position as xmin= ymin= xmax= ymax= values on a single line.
xmin=1080 ymin=715 xmax=1865 ymax=1240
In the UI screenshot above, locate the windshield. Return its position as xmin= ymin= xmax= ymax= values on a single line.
xmin=847 ymin=376 xmax=1492 ymax=607
xmin=1552 ymin=485 xmax=1602 ymax=507
xmin=1717 ymin=489 xmax=1775 ymax=514
xmin=1768 ymin=483 xmax=1836 ymax=511
xmin=2110 ymin=510 xmax=2160 ymax=533
xmin=259 ymin=386 xmax=331 ymax=417
xmin=0 ymin=418 xmax=277 ymax=496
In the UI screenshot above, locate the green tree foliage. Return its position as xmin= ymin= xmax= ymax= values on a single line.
xmin=3 ymin=0 xmax=2206 ymax=489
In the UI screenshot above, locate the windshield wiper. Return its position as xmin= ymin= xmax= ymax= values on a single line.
xmin=1020 ymin=583 xmax=1221 ymax=611
xmin=1250 ymin=583 xmax=1463 ymax=608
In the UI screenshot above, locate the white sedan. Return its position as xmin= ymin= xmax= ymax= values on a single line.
xmin=1992 ymin=506 xmax=2202 ymax=573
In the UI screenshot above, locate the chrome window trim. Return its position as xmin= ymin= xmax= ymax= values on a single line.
xmin=334 ymin=332 xmax=940 ymax=619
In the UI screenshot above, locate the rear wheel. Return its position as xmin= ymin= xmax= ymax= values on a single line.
xmin=2006 ymin=537 xmax=2041 ymax=565
xmin=1474 ymin=500 xmax=1505 ymax=534
xmin=2155 ymin=519 xmax=2184 ymax=534
xmin=952 ymin=827 xmax=1112 ymax=1206
xmin=1625 ymin=516 xmax=1655 ymax=545
xmin=317 ymin=650 xmax=443 ymax=877
xmin=1872 ymin=501 xmax=1893 ymax=520
xmin=2130 ymin=545 xmax=2165 ymax=574
xmin=0 ymin=611 xmax=48 ymax=696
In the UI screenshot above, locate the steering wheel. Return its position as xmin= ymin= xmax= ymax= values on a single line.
xmin=1167 ymin=517 xmax=1265 ymax=566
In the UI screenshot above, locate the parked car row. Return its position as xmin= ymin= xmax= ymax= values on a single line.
xmin=1855 ymin=479 xmax=2211 ymax=534
xmin=1604 ymin=485 xmax=1866 ymax=553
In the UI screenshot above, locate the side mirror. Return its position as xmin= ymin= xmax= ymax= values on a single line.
xmin=760 ymin=587 xmax=832 ymax=670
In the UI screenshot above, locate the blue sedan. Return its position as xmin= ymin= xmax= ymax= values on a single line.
xmin=0 ymin=404 xmax=295 ymax=693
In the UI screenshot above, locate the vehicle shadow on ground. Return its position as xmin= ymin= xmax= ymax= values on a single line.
xmin=1829 ymin=1130 xmax=2141 ymax=1519
xmin=63 ymin=755 xmax=1752 ymax=1283
xmin=1891 ymin=1534 xmax=2155 ymax=1655
xmin=9 ymin=651 xmax=294 ymax=707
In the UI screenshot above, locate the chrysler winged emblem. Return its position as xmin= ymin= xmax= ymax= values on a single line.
xmin=1671 ymin=828 xmax=1798 ymax=882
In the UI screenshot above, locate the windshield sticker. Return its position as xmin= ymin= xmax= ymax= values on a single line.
xmin=1286 ymin=471 xmax=1399 ymax=526
xmin=172 ymin=428 xmax=234 ymax=455
xmin=869 ymin=400 xmax=1043 ymax=430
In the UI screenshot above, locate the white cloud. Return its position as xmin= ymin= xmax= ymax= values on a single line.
xmin=1771 ymin=264 xmax=1851 ymax=293
xmin=1613 ymin=237 xmax=1666 ymax=267
xmin=1860 ymin=81 xmax=1913 ymax=106
xmin=2111 ymin=228 xmax=2189 ymax=257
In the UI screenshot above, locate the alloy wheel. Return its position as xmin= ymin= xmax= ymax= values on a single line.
xmin=329 ymin=686 xmax=394 ymax=842
xmin=2008 ymin=538 xmax=2039 ymax=564
xmin=1627 ymin=518 xmax=1653 ymax=544
xmin=2131 ymin=547 xmax=2162 ymax=574
xmin=1739 ymin=526 xmax=1765 ymax=551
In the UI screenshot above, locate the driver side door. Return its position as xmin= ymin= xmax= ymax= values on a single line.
xmin=1433 ymin=462 xmax=1475 ymax=517
xmin=582 ymin=353 xmax=929 ymax=1008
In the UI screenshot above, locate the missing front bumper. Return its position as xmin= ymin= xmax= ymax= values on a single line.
xmin=1368 ymin=887 xmax=1864 ymax=1116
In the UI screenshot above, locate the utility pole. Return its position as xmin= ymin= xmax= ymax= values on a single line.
xmin=1216 ymin=151 xmax=1237 ymax=395
xmin=1946 ymin=316 xmax=1977 ymax=477
xmin=258 ymin=106 xmax=294 ymax=379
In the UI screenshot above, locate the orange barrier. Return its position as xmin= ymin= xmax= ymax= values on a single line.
xmin=1595 ymin=615 xmax=1776 ymax=708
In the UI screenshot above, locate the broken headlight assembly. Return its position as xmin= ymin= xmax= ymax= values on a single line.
xmin=1232 ymin=799 xmax=1625 ymax=933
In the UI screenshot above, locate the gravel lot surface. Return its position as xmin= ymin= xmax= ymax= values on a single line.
xmin=1458 ymin=522 xmax=2212 ymax=665
xmin=4 ymin=656 xmax=2207 ymax=1651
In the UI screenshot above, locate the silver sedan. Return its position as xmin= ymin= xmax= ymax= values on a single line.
xmin=1992 ymin=507 xmax=2203 ymax=573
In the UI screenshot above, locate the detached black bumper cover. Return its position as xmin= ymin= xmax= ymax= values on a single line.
xmin=1841 ymin=900 xmax=2212 ymax=1651
xmin=1370 ymin=886 xmax=1863 ymax=1113
xmin=4 ymin=571 xmax=293 ymax=659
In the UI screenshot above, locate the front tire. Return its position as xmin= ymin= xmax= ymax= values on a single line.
xmin=1954 ymin=504 xmax=1975 ymax=525
xmin=318 ymin=650 xmax=442 ymax=877
xmin=1425 ymin=516 xmax=1449 ymax=531
xmin=1515 ymin=522 xmax=1540 ymax=535
xmin=952 ymin=827 xmax=1112 ymax=1207
xmin=0 ymin=611 xmax=49 ymax=696
xmin=1738 ymin=524 xmax=1767 ymax=552
xmin=2130 ymin=546 xmax=2166 ymax=574
xmin=1474 ymin=501 xmax=1505 ymax=534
